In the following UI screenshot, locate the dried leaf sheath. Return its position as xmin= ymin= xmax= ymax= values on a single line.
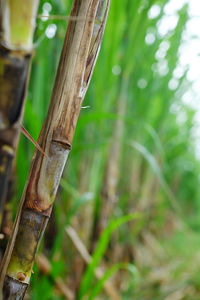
xmin=1 ymin=0 xmax=110 ymax=298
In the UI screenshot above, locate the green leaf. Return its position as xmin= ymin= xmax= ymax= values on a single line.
xmin=88 ymin=263 xmax=139 ymax=300
xmin=78 ymin=213 xmax=141 ymax=299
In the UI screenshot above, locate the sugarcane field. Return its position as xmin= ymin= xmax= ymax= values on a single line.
xmin=1 ymin=0 xmax=200 ymax=299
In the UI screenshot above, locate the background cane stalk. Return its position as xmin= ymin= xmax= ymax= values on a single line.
xmin=0 ymin=0 xmax=110 ymax=298
xmin=90 ymin=75 xmax=128 ymax=253
xmin=0 ymin=0 xmax=40 ymax=228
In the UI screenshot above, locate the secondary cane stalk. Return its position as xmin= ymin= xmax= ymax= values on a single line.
xmin=0 ymin=0 xmax=110 ymax=298
xmin=0 ymin=0 xmax=40 ymax=227
xmin=90 ymin=76 xmax=128 ymax=252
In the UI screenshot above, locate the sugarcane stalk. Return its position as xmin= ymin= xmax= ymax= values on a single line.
xmin=0 ymin=0 xmax=40 ymax=227
xmin=0 ymin=0 xmax=110 ymax=298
